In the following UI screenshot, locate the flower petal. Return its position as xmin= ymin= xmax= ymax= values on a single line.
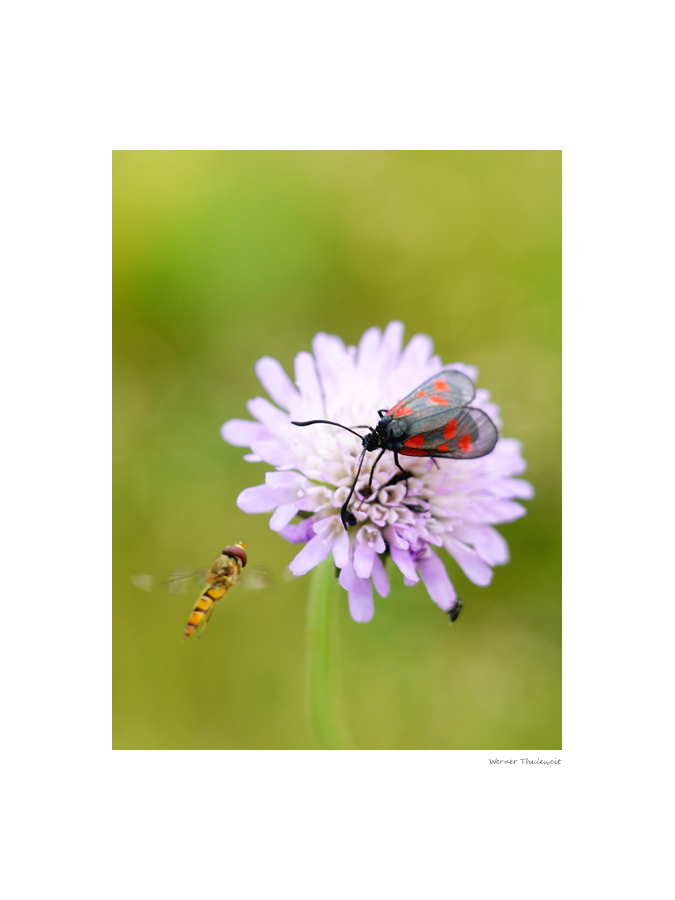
xmin=288 ymin=531 xmax=333 ymax=576
xmin=395 ymin=332 xmax=434 ymax=379
xmin=255 ymin=356 xmax=299 ymax=411
xmin=221 ymin=419 xmax=269 ymax=446
xmin=312 ymin=332 xmax=349 ymax=417
xmin=265 ymin=470 xmax=303 ymax=489
xmin=453 ymin=524 xmax=510 ymax=566
xmin=249 ymin=439 xmax=298 ymax=467
xmin=416 ymin=550 xmax=457 ymax=611
xmin=294 ymin=351 xmax=325 ymax=418
xmin=332 ymin=529 xmax=351 ymax=570
xmin=353 ymin=541 xmax=376 ymax=579
xmin=481 ymin=499 xmax=529 ymax=523
xmin=356 ymin=524 xmax=386 ymax=553
xmin=237 ymin=484 xmax=279 ymax=513
xmin=390 ymin=542 xmax=419 ymax=583
xmin=269 ymin=502 xmax=300 ymax=531
xmin=339 ymin=563 xmax=374 ymax=622
xmin=279 ymin=519 xmax=315 ymax=543
xmin=443 ymin=536 xmax=493 ymax=586
xmin=247 ymin=396 xmax=294 ymax=433
xmin=370 ymin=555 xmax=390 ymax=598
xmin=380 ymin=321 xmax=404 ymax=370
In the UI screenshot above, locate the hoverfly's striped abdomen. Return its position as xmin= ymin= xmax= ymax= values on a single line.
xmin=184 ymin=583 xmax=228 ymax=637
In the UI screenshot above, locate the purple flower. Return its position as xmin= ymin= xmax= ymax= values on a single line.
xmin=221 ymin=322 xmax=533 ymax=623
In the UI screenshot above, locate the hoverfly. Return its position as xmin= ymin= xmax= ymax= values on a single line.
xmin=182 ymin=543 xmax=248 ymax=639
xmin=132 ymin=543 xmax=251 ymax=639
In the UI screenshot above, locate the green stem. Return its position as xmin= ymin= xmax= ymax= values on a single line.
xmin=306 ymin=556 xmax=353 ymax=749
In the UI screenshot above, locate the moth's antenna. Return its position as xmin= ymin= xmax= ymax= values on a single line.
xmin=340 ymin=446 xmax=368 ymax=530
xmin=292 ymin=419 xmax=371 ymax=529
xmin=291 ymin=419 xmax=365 ymax=440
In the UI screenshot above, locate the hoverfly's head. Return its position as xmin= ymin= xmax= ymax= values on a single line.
xmin=223 ymin=544 xmax=247 ymax=568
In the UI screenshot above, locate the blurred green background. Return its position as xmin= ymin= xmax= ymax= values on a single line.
xmin=113 ymin=150 xmax=561 ymax=750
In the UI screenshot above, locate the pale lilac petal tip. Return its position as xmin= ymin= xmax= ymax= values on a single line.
xmin=370 ymin=555 xmax=390 ymax=598
xmin=221 ymin=419 xmax=269 ymax=446
xmin=416 ymin=551 xmax=457 ymax=611
xmin=279 ymin=519 xmax=315 ymax=544
xmin=255 ymin=356 xmax=299 ymax=411
xmin=390 ymin=543 xmax=419 ymax=582
xmin=339 ymin=564 xmax=374 ymax=622
xmin=444 ymin=537 xmax=493 ymax=586
xmin=331 ymin=529 xmax=351 ymax=570
xmin=348 ymin=586 xmax=374 ymax=622
xmin=353 ymin=541 xmax=376 ymax=579
xmin=237 ymin=485 xmax=279 ymax=513
xmin=269 ymin=502 xmax=301 ymax=531
xmin=289 ymin=532 xmax=333 ymax=576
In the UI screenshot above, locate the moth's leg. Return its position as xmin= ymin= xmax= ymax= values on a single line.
xmin=350 ymin=448 xmax=388 ymax=519
xmin=391 ymin=452 xmax=413 ymax=495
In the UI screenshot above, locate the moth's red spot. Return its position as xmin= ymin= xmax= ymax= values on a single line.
xmin=398 ymin=447 xmax=428 ymax=457
xmin=437 ymin=443 xmax=449 ymax=452
xmin=443 ymin=419 xmax=457 ymax=440
xmin=433 ymin=379 xmax=449 ymax=392
xmin=458 ymin=434 xmax=473 ymax=453
xmin=404 ymin=434 xmax=425 ymax=449
xmin=416 ymin=391 xmax=426 ymax=398
xmin=429 ymin=394 xmax=448 ymax=405
xmin=392 ymin=405 xmax=413 ymax=417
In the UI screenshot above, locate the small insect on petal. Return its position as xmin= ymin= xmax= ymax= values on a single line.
xmin=447 ymin=596 xmax=464 ymax=623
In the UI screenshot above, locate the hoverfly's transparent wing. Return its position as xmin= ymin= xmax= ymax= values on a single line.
xmin=131 ymin=573 xmax=155 ymax=592
xmin=162 ymin=568 xmax=199 ymax=594
xmin=132 ymin=567 xmax=207 ymax=594
xmin=242 ymin=565 xmax=270 ymax=591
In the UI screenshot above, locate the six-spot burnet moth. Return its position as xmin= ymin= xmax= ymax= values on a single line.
xmin=292 ymin=369 xmax=499 ymax=530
